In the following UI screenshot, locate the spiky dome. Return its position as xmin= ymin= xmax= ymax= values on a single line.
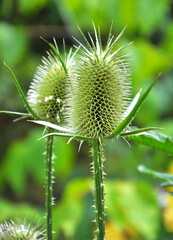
xmin=70 ymin=25 xmax=131 ymax=138
xmin=0 ymin=220 xmax=45 ymax=240
xmin=27 ymin=42 xmax=74 ymax=124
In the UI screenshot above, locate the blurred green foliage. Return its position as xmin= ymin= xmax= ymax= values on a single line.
xmin=0 ymin=0 xmax=173 ymax=239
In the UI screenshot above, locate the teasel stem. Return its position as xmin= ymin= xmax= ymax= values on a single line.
xmin=46 ymin=128 xmax=54 ymax=240
xmin=92 ymin=138 xmax=105 ymax=240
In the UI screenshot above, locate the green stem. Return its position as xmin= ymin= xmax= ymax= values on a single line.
xmin=92 ymin=138 xmax=105 ymax=240
xmin=46 ymin=128 xmax=54 ymax=240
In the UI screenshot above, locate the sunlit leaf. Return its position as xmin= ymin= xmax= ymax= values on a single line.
xmin=30 ymin=120 xmax=72 ymax=133
xmin=121 ymin=126 xmax=162 ymax=137
xmin=126 ymin=128 xmax=173 ymax=154
xmin=0 ymin=110 xmax=31 ymax=117
xmin=106 ymin=180 xmax=160 ymax=239
xmin=108 ymin=74 xmax=160 ymax=139
xmin=138 ymin=165 xmax=173 ymax=185
xmin=123 ymin=89 xmax=141 ymax=119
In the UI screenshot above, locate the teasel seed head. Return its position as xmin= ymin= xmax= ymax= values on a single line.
xmin=27 ymin=41 xmax=74 ymax=124
xmin=0 ymin=220 xmax=45 ymax=240
xmin=70 ymin=25 xmax=131 ymax=138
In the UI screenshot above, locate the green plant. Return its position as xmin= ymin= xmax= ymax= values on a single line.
xmin=1 ymin=43 xmax=77 ymax=240
xmin=1 ymin=24 xmax=172 ymax=240
xmin=29 ymin=26 xmax=164 ymax=240
xmin=0 ymin=220 xmax=45 ymax=240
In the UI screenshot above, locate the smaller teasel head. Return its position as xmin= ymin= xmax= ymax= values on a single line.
xmin=0 ymin=220 xmax=45 ymax=240
xmin=70 ymin=24 xmax=131 ymax=138
xmin=27 ymin=40 xmax=75 ymax=124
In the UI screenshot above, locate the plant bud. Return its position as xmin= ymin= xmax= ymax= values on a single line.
xmin=70 ymin=26 xmax=131 ymax=138
xmin=0 ymin=220 xmax=45 ymax=240
xmin=27 ymin=49 xmax=71 ymax=124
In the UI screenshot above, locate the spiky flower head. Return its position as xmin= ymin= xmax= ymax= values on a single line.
xmin=27 ymin=41 xmax=75 ymax=124
xmin=70 ymin=25 xmax=131 ymax=138
xmin=0 ymin=220 xmax=45 ymax=240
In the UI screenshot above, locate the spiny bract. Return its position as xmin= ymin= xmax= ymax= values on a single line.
xmin=70 ymin=25 xmax=131 ymax=138
xmin=0 ymin=220 xmax=45 ymax=240
xmin=27 ymin=44 xmax=74 ymax=124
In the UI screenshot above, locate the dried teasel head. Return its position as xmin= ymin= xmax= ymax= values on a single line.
xmin=70 ymin=25 xmax=131 ymax=138
xmin=0 ymin=220 xmax=45 ymax=240
xmin=27 ymin=41 xmax=75 ymax=124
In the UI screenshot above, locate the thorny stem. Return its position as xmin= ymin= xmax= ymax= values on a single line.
xmin=46 ymin=128 xmax=54 ymax=240
xmin=92 ymin=138 xmax=105 ymax=240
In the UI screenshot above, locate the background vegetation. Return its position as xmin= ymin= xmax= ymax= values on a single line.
xmin=0 ymin=0 xmax=173 ymax=239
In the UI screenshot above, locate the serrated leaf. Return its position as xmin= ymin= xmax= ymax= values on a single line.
xmin=126 ymin=128 xmax=173 ymax=154
xmin=138 ymin=165 xmax=173 ymax=185
xmin=108 ymin=74 xmax=161 ymax=139
xmin=4 ymin=63 xmax=40 ymax=119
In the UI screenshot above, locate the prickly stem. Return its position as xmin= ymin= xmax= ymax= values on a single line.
xmin=45 ymin=128 xmax=54 ymax=240
xmin=92 ymin=138 xmax=105 ymax=240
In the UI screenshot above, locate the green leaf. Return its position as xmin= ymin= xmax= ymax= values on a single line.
xmin=126 ymin=128 xmax=173 ymax=154
xmin=39 ymin=132 xmax=91 ymax=141
xmin=31 ymin=121 xmax=92 ymax=141
xmin=108 ymin=74 xmax=161 ymax=139
xmin=40 ymin=37 xmax=68 ymax=77
xmin=4 ymin=63 xmax=40 ymax=120
xmin=30 ymin=120 xmax=72 ymax=133
xmin=0 ymin=110 xmax=31 ymax=117
xmin=138 ymin=165 xmax=173 ymax=185
xmin=120 ymin=126 xmax=162 ymax=136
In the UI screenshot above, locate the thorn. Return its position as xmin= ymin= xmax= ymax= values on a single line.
xmin=78 ymin=140 xmax=83 ymax=152
xmin=40 ymin=36 xmax=50 ymax=45
xmin=67 ymin=137 xmax=74 ymax=144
